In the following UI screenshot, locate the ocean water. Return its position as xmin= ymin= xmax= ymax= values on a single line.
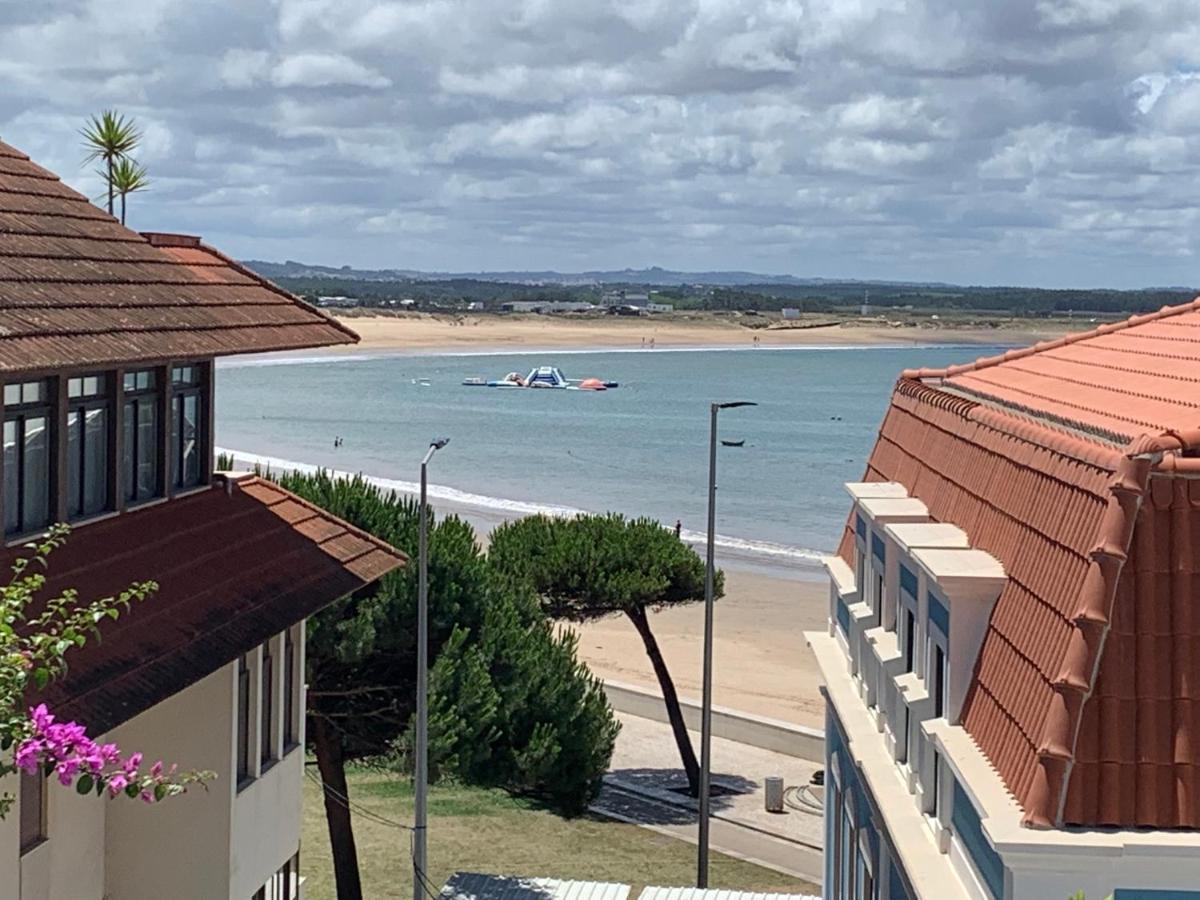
xmin=215 ymin=345 xmax=1003 ymax=575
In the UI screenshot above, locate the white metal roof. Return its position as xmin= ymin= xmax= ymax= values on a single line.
xmin=441 ymin=873 xmax=631 ymax=900
xmin=637 ymin=889 xmax=819 ymax=900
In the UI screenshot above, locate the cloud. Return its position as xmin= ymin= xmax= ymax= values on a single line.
xmin=1 ymin=0 xmax=1200 ymax=287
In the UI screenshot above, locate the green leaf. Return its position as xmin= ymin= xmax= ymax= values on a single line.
xmin=124 ymin=784 xmax=139 ymax=799
xmin=153 ymin=782 xmax=167 ymax=802
xmin=32 ymin=668 xmax=48 ymax=691
xmin=76 ymin=774 xmax=94 ymax=795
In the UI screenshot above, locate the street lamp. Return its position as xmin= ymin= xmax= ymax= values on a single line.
xmin=414 ymin=437 xmax=449 ymax=900
xmin=698 ymin=402 xmax=755 ymax=889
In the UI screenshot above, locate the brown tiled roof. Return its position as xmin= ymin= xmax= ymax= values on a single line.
xmin=842 ymin=311 xmax=1200 ymax=829
xmin=0 ymin=139 xmax=357 ymax=374
xmin=30 ymin=475 xmax=404 ymax=736
xmin=904 ymin=300 xmax=1200 ymax=442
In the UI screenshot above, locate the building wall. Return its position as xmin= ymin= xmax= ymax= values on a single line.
xmin=0 ymin=622 xmax=306 ymax=900
xmin=105 ymin=661 xmax=236 ymax=900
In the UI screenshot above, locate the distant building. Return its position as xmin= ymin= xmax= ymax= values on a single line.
xmin=646 ymin=302 xmax=674 ymax=313
xmin=600 ymin=290 xmax=651 ymax=308
xmin=781 ymin=308 xmax=801 ymax=319
xmin=500 ymin=301 xmax=595 ymax=314
xmin=809 ymin=302 xmax=1200 ymax=899
xmin=316 ymin=295 xmax=359 ymax=308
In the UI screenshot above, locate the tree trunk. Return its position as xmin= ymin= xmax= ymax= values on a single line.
xmin=626 ymin=605 xmax=700 ymax=794
xmin=312 ymin=714 xmax=364 ymax=900
xmin=107 ymin=157 xmax=114 ymax=216
xmin=120 ymin=193 xmax=126 ymax=225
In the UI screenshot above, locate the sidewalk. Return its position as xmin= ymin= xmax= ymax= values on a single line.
xmin=591 ymin=713 xmax=825 ymax=886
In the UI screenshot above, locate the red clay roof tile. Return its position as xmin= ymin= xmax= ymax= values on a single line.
xmin=844 ymin=346 xmax=1200 ymax=829
xmin=33 ymin=475 xmax=405 ymax=736
xmin=0 ymin=139 xmax=358 ymax=373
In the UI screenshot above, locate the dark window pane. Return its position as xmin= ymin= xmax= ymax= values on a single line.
xmin=136 ymin=401 xmax=157 ymax=501
xmin=22 ymin=415 xmax=48 ymax=533
xmin=4 ymin=420 xmax=18 ymax=534
xmin=123 ymin=401 xmax=135 ymax=500
xmin=237 ymin=656 xmax=251 ymax=781
xmin=182 ymin=393 xmax=199 ymax=486
xmin=68 ymin=409 xmax=82 ymax=517
xmin=283 ymin=632 xmax=295 ymax=746
xmin=19 ymin=771 xmax=44 ymax=853
xmin=83 ymin=406 xmax=108 ymax=514
xmin=261 ymin=648 xmax=273 ymax=763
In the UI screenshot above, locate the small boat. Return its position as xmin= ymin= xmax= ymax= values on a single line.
xmin=721 ymin=439 xmax=746 ymax=447
xmin=462 ymin=366 xmax=618 ymax=391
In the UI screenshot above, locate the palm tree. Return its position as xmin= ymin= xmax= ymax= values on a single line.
xmin=80 ymin=111 xmax=142 ymax=216
xmin=108 ymin=158 xmax=150 ymax=226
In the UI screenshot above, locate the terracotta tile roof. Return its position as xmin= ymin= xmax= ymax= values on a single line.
xmin=903 ymin=299 xmax=1200 ymax=442
xmin=30 ymin=474 xmax=404 ymax=736
xmin=0 ymin=139 xmax=358 ymax=374
xmin=842 ymin=352 xmax=1200 ymax=829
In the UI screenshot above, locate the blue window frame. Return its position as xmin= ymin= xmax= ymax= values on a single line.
xmin=928 ymin=589 xmax=950 ymax=636
xmin=951 ymin=779 xmax=1004 ymax=899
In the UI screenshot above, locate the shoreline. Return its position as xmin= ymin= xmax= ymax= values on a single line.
xmin=219 ymin=445 xmax=830 ymax=727
xmin=321 ymin=312 xmax=1072 ymax=355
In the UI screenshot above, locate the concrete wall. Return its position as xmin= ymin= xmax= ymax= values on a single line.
xmin=601 ymin=679 xmax=825 ymax=762
xmin=105 ymin=662 xmax=236 ymax=900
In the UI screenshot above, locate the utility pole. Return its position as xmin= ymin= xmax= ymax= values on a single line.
xmin=414 ymin=438 xmax=449 ymax=900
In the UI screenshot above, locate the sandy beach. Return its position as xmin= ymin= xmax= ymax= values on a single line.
xmin=333 ymin=311 xmax=1070 ymax=354
xmin=570 ymin=569 xmax=831 ymax=730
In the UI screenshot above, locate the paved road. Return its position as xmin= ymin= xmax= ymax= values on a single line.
xmin=592 ymin=783 xmax=824 ymax=888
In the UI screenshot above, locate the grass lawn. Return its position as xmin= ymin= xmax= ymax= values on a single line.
xmin=302 ymin=767 xmax=819 ymax=899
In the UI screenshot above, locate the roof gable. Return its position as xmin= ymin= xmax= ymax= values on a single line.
xmin=0 ymin=139 xmax=356 ymax=373
xmin=903 ymin=299 xmax=1200 ymax=442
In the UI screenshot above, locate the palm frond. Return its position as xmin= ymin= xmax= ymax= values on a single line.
xmin=80 ymin=110 xmax=142 ymax=164
xmin=110 ymin=158 xmax=150 ymax=195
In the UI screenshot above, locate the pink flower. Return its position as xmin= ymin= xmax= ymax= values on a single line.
xmin=123 ymin=752 xmax=142 ymax=776
xmin=106 ymin=773 xmax=128 ymax=796
xmin=150 ymin=760 xmax=163 ymax=778
xmin=15 ymin=739 xmax=42 ymax=774
xmin=140 ymin=790 xmax=153 ymax=804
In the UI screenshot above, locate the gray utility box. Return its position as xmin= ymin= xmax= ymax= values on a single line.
xmin=764 ymin=776 xmax=785 ymax=813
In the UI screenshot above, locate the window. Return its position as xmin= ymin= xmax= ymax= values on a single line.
xmin=932 ymin=644 xmax=946 ymax=719
xmin=874 ymin=572 xmax=884 ymax=626
xmin=903 ymin=608 xmax=916 ymax=673
xmin=831 ymin=780 xmax=844 ymax=899
xmin=283 ymin=629 xmax=296 ymax=747
xmin=261 ymin=642 xmax=274 ymax=765
xmin=171 ymin=364 xmax=203 ymax=490
xmin=20 ymin=770 xmax=46 ymax=854
xmin=67 ymin=374 xmax=111 ymax=519
xmin=839 ymin=794 xmax=855 ymax=900
xmin=4 ymin=379 xmax=52 ymax=536
xmin=257 ymin=854 xmax=299 ymax=900
xmin=237 ymin=654 xmax=252 ymax=784
xmin=122 ymin=370 xmax=160 ymax=503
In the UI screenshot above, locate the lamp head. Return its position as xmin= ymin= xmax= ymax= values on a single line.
xmin=717 ymin=401 xmax=757 ymax=410
xmin=430 ymin=438 xmax=451 ymax=450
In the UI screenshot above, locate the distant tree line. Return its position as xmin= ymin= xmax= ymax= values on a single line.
xmin=254 ymin=268 xmax=1198 ymax=318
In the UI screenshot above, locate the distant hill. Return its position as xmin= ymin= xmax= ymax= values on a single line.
xmin=244 ymin=259 xmax=956 ymax=289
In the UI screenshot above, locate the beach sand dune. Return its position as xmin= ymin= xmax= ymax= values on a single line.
xmin=336 ymin=312 xmax=1066 ymax=354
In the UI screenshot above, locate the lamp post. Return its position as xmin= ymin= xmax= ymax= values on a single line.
xmin=697 ymin=402 xmax=755 ymax=889
xmin=414 ymin=437 xmax=449 ymax=900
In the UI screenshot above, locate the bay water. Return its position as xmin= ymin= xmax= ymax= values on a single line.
xmin=215 ymin=345 xmax=1002 ymax=576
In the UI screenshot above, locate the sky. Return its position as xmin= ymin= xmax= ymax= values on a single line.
xmin=2 ymin=0 xmax=1200 ymax=288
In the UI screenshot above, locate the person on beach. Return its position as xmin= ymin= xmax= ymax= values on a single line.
xmin=675 ymin=519 xmax=682 ymax=538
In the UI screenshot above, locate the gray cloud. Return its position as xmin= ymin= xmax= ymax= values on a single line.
xmin=1 ymin=0 xmax=1199 ymax=286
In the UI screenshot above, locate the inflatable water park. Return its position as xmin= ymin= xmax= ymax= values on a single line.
xmin=462 ymin=365 xmax=618 ymax=391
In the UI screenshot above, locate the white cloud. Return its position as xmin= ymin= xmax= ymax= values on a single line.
xmin=1 ymin=0 xmax=1199 ymax=286
xmin=272 ymin=54 xmax=391 ymax=89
